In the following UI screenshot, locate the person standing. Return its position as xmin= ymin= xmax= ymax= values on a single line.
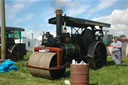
xmin=111 ymin=37 xmax=122 ymax=65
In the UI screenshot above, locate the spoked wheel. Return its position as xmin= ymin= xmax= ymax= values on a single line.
xmin=87 ymin=41 xmax=107 ymax=69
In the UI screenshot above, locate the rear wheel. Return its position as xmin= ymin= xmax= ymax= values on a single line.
xmin=8 ymin=44 xmax=25 ymax=61
xmin=87 ymin=41 xmax=107 ymax=69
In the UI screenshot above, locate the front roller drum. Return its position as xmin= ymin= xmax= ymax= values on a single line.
xmin=27 ymin=52 xmax=65 ymax=79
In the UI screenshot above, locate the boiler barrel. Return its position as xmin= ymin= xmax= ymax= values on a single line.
xmin=61 ymin=44 xmax=80 ymax=57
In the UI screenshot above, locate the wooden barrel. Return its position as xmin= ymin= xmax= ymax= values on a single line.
xmin=70 ymin=64 xmax=89 ymax=85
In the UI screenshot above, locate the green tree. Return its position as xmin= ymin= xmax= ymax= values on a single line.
xmin=119 ymin=34 xmax=126 ymax=38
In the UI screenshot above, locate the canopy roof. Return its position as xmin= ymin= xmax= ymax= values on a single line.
xmin=0 ymin=26 xmax=25 ymax=31
xmin=49 ymin=16 xmax=111 ymax=28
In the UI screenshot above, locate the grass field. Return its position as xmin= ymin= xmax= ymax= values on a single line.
xmin=0 ymin=52 xmax=128 ymax=85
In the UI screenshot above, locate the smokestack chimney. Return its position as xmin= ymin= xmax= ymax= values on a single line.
xmin=55 ymin=9 xmax=63 ymax=37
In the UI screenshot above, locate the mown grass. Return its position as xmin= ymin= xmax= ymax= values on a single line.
xmin=90 ymin=57 xmax=128 ymax=85
xmin=0 ymin=52 xmax=128 ymax=85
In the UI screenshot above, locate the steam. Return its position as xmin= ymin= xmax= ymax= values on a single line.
xmin=52 ymin=0 xmax=67 ymax=11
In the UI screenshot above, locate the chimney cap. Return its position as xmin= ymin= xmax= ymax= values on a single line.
xmin=56 ymin=9 xmax=63 ymax=14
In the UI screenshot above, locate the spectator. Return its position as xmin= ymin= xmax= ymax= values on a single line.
xmin=111 ymin=37 xmax=122 ymax=65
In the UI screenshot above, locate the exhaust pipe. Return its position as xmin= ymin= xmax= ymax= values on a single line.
xmin=55 ymin=10 xmax=63 ymax=37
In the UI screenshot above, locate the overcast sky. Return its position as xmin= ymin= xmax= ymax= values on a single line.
xmin=0 ymin=0 xmax=128 ymax=39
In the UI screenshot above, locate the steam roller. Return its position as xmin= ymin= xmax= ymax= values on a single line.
xmin=27 ymin=9 xmax=111 ymax=79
